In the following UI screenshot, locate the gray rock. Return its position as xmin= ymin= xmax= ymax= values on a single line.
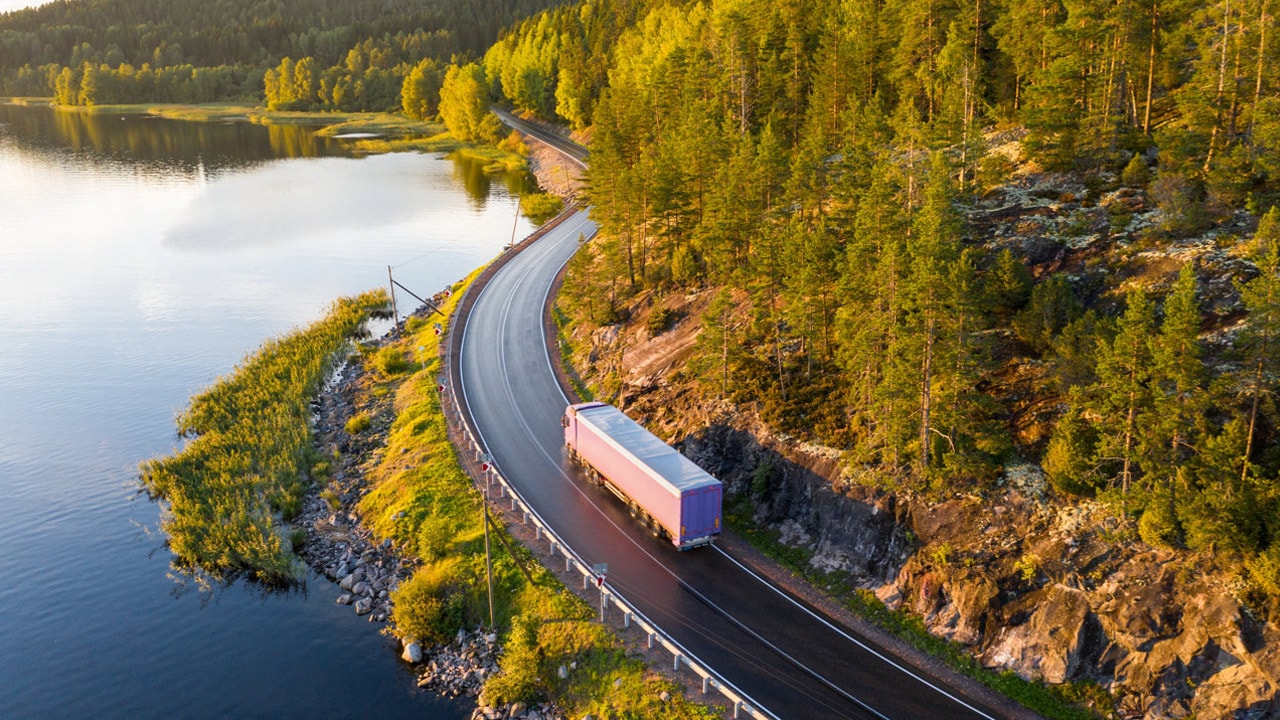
xmin=336 ymin=593 xmax=353 ymax=605
xmin=557 ymin=665 xmax=568 ymax=679
xmin=354 ymin=598 xmax=372 ymax=615
xmin=508 ymin=703 xmax=526 ymax=718
xmin=352 ymin=581 xmax=371 ymax=596
xmin=339 ymin=573 xmax=356 ymax=591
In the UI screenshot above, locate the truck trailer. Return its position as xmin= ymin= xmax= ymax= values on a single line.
xmin=562 ymin=402 xmax=721 ymax=550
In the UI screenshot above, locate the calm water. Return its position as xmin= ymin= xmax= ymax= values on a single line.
xmin=0 ymin=103 xmax=534 ymax=718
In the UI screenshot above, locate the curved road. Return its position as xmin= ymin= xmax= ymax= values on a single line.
xmin=454 ymin=213 xmax=1013 ymax=719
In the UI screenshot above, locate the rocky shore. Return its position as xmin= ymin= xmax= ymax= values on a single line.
xmin=294 ymin=317 xmax=572 ymax=720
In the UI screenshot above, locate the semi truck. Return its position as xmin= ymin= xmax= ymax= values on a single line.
xmin=562 ymin=402 xmax=722 ymax=550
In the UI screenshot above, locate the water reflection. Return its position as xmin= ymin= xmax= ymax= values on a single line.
xmin=450 ymin=150 xmax=540 ymax=207
xmin=0 ymin=102 xmax=350 ymax=176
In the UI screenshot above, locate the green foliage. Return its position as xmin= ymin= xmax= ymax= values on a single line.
xmin=344 ymin=412 xmax=372 ymax=435
xmin=439 ymin=62 xmax=503 ymax=143
xmin=1014 ymin=552 xmax=1041 ymax=583
xmin=519 ymin=192 xmax=564 ymax=224
xmin=138 ymin=291 xmax=388 ymax=584
xmin=646 ymin=305 xmax=675 ymax=337
xmin=0 ymin=0 xmax=560 ymax=105
xmin=345 ymin=274 xmax=714 ymax=719
xmin=401 ymin=58 xmax=444 ymax=120
xmin=481 ymin=613 xmax=545 ymax=705
xmin=1014 ymin=274 xmax=1080 ymax=355
xmin=1121 ymin=153 xmax=1151 ymax=188
xmin=988 ymin=248 xmax=1033 ymax=317
xmin=1044 ymin=407 xmax=1101 ymax=496
xmin=390 ymin=558 xmax=469 ymax=645
xmin=372 ymin=346 xmax=413 ymax=376
xmin=1150 ymin=171 xmax=1209 ymax=237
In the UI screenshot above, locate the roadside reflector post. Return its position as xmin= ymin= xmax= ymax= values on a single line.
xmin=592 ymin=563 xmax=607 ymax=622
xmin=673 ymin=654 xmax=681 ymax=672
xmin=702 ymin=677 xmax=710 ymax=694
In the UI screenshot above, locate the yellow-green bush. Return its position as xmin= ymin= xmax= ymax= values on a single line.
xmin=344 ymin=412 xmax=372 ymax=434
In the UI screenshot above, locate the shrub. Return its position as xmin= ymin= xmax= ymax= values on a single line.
xmin=647 ymin=306 xmax=675 ymax=337
xmin=320 ymin=486 xmax=341 ymax=511
xmin=481 ymin=613 xmax=544 ymax=706
xmin=988 ymin=248 xmax=1033 ymax=316
xmin=1044 ymin=408 xmax=1099 ymax=496
xmin=1138 ymin=483 xmax=1184 ymax=548
xmin=374 ymin=346 xmax=413 ymax=375
xmin=1151 ymin=171 xmax=1209 ymax=237
xmin=520 ymin=192 xmax=563 ymax=224
xmin=1120 ymin=152 xmax=1150 ymax=188
xmin=1014 ymin=274 xmax=1080 ymax=354
xmin=390 ymin=559 xmax=468 ymax=645
xmin=1014 ymin=553 xmax=1041 ymax=583
xmin=405 ymin=315 xmax=429 ymax=334
xmin=344 ymin=412 xmax=372 ymax=435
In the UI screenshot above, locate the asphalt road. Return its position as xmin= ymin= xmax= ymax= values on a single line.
xmin=454 ymin=206 xmax=1012 ymax=719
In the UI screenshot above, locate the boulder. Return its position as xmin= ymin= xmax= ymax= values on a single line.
xmin=401 ymin=641 xmax=422 ymax=664
xmin=983 ymin=584 xmax=1102 ymax=684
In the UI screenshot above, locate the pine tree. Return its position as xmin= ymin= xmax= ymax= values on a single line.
xmin=906 ymin=153 xmax=963 ymax=474
xmin=1092 ymin=288 xmax=1155 ymax=510
xmin=1140 ymin=263 xmax=1206 ymax=545
xmin=1237 ymin=208 xmax=1280 ymax=483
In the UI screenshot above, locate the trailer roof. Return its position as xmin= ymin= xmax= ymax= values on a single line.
xmin=574 ymin=403 xmax=721 ymax=495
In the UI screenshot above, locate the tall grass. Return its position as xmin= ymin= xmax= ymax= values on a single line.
xmin=140 ymin=291 xmax=388 ymax=584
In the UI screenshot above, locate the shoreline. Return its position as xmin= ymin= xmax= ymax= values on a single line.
xmin=297 ymin=268 xmax=725 ymax=719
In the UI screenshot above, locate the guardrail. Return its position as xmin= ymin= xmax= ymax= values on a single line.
xmin=435 ymin=208 xmax=777 ymax=720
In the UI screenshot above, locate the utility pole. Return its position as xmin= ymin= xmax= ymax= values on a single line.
xmin=481 ymin=455 xmax=495 ymax=629
xmin=387 ymin=265 xmax=399 ymax=328
xmin=509 ymin=194 xmax=520 ymax=249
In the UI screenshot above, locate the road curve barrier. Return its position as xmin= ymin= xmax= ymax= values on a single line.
xmin=436 ymin=209 xmax=779 ymax=720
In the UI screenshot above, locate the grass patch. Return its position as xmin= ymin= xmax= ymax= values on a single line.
xmin=139 ymin=291 xmax=388 ymax=584
xmin=345 ymin=412 xmax=372 ymax=435
xmin=724 ymin=508 xmax=1109 ymax=720
xmin=452 ymin=144 xmax=528 ymax=174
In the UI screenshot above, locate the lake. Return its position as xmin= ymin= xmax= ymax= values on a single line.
xmin=0 ymin=102 xmax=534 ymax=719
